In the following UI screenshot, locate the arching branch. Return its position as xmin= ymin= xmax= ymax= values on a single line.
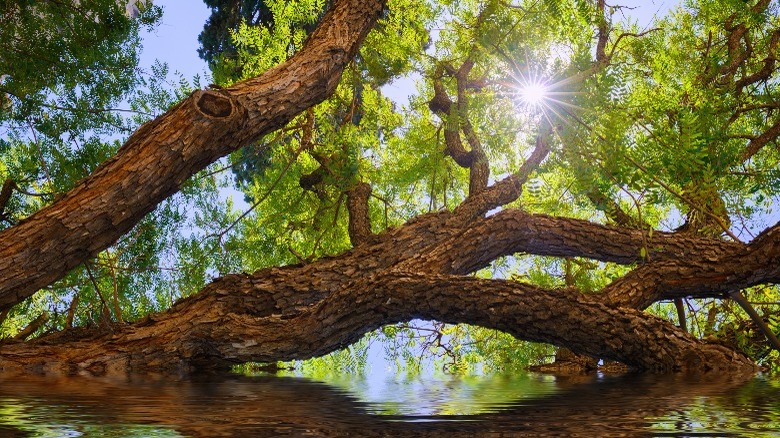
xmin=452 ymin=123 xmax=551 ymax=223
xmin=0 ymin=271 xmax=754 ymax=375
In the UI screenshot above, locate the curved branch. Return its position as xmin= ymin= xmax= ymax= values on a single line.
xmin=428 ymin=60 xmax=489 ymax=195
xmin=0 ymin=271 xmax=755 ymax=375
xmin=451 ymin=124 xmax=551 ymax=223
xmin=421 ymin=209 xmax=740 ymax=275
xmin=741 ymin=116 xmax=780 ymax=161
xmin=0 ymin=0 xmax=388 ymax=312
xmin=602 ymin=222 xmax=780 ymax=309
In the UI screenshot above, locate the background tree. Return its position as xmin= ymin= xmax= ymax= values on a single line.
xmin=198 ymin=0 xmax=275 ymax=79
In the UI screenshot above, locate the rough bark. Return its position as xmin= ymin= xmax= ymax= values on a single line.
xmin=1 ymin=177 xmax=776 ymax=375
xmin=602 ymin=223 xmax=780 ymax=309
xmin=0 ymin=0 xmax=388 ymax=312
xmin=417 ymin=209 xmax=740 ymax=276
xmin=429 ymin=59 xmax=490 ymax=196
xmin=346 ymin=181 xmax=373 ymax=246
xmin=2 ymin=187 xmax=771 ymax=375
xmin=0 ymin=269 xmax=754 ymax=375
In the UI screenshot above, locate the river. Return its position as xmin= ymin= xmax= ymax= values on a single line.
xmin=0 ymin=371 xmax=778 ymax=436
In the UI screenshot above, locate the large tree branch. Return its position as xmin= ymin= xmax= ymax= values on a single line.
xmin=418 ymin=209 xmax=740 ymax=275
xmin=0 ymin=190 xmax=770 ymax=375
xmin=387 ymin=208 xmax=778 ymax=313
xmin=0 ymin=270 xmax=754 ymax=374
xmin=602 ymin=222 xmax=780 ymax=309
xmin=0 ymin=0 xmax=388 ymax=312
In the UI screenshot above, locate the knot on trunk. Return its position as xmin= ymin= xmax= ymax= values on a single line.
xmin=195 ymin=90 xmax=236 ymax=119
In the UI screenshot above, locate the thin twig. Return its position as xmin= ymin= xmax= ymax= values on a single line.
xmin=208 ymin=144 xmax=307 ymax=241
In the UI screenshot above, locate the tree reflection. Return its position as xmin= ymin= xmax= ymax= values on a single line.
xmin=0 ymin=372 xmax=774 ymax=436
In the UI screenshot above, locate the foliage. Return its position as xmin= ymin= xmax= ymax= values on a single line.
xmin=0 ymin=2 xmax=238 ymax=339
xmin=1 ymin=0 xmax=161 ymax=221
xmin=198 ymin=0 xmax=275 ymax=68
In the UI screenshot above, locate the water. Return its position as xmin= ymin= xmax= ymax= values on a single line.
xmin=0 ymin=372 xmax=779 ymax=436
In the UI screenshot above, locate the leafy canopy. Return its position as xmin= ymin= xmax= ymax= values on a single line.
xmin=1 ymin=0 xmax=779 ymax=371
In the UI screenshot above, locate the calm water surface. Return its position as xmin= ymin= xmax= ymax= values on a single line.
xmin=0 ymin=371 xmax=778 ymax=436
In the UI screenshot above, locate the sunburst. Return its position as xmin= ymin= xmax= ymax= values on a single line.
xmin=517 ymin=80 xmax=549 ymax=109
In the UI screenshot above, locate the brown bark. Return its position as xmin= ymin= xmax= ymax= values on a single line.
xmin=2 ymin=150 xmax=777 ymax=374
xmin=0 ymin=0 xmax=388 ymax=312
xmin=346 ymin=181 xmax=373 ymax=246
xmin=418 ymin=209 xmax=739 ymax=276
xmin=0 ymin=269 xmax=754 ymax=375
xmin=429 ymin=60 xmax=490 ymax=196
xmin=1 ymin=167 xmax=776 ymax=375
xmin=602 ymin=224 xmax=780 ymax=309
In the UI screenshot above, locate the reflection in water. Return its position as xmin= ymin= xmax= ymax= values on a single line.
xmin=0 ymin=372 xmax=779 ymax=436
xmin=285 ymin=372 xmax=558 ymax=416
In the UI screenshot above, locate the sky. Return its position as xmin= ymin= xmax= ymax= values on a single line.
xmin=139 ymin=0 xmax=676 ymax=89
xmin=139 ymin=1 xmax=211 ymax=81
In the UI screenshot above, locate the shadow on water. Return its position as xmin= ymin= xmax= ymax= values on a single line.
xmin=0 ymin=371 xmax=779 ymax=436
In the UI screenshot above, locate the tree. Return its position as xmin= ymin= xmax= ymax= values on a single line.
xmin=198 ymin=0 xmax=274 ymax=76
xmin=0 ymin=0 xmax=778 ymax=375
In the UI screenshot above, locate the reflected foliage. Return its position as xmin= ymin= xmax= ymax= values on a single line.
xmin=1 ymin=373 xmax=779 ymax=435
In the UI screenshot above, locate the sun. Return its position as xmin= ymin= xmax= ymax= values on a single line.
xmin=517 ymin=81 xmax=548 ymax=108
